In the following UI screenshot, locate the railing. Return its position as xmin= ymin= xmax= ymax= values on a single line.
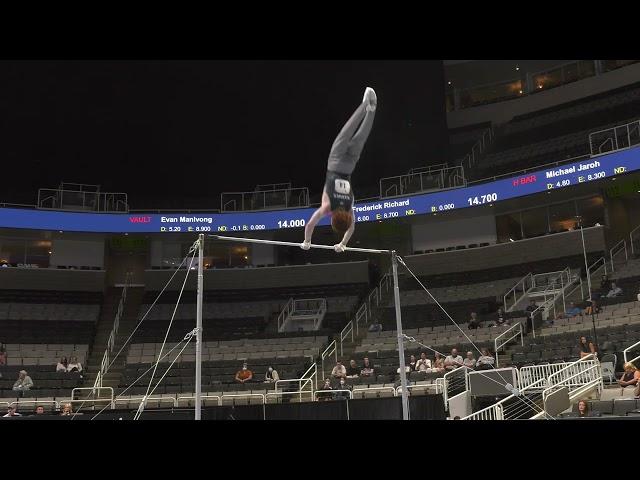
xmin=312 ymin=389 xmax=354 ymax=401
xmin=70 ymin=387 xmax=115 ymax=410
xmin=587 ymin=257 xmax=607 ymax=291
xmin=94 ymin=273 xmax=131 ymax=389
xmin=220 ymin=186 xmax=310 ymax=212
xmin=541 ymin=354 xmax=602 ymax=405
xmin=462 ymin=375 xmax=546 ymax=420
xmin=589 ymin=119 xmax=640 ymax=156
xmin=630 ymin=223 xmax=640 ymax=256
xmin=176 ymin=395 xmax=221 ymax=407
xmin=37 ymin=187 xmax=129 ymax=213
xmin=609 ymin=239 xmax=628 ymax=272
xmin=8 ymin=399 xmax=60 ymax=412
xmin=301 ymin=362 xmax=318 ymax=391
xmin=320 ymin=340 xmax=337 ymax=381
xmin=379 ymin=164 xmax=466 ymax=199
xmin=464 ymin=355 xmax=602 ymax=420
xmin=494 ymin=323 xmax=524 ymax=367
xmin=623 ymin=340 xmax=640 ymax=366
xmin=442 ymin=366 xmax=471 ymax=408
xmin=112 ymin=395 xmax=177 ymax=410
xmin=459 ymin=128 xmax=494 ymax=171
xmin=518 ymin=362 xmax=577 ymax=390
xmin=396 ymin=382 xmax=443 ymax=396
xmin=354 ymin=303 xmax=368 ymax=334
xmin=351 ymin=386 xmax=397 ymax=399
xmin=220 ymin=393 xmax=266 ymax=406
xmin=276 ymin=297 xmax=294 ymax=332
xmin=340 ymin=321 xmax=354 ymax=356
xmin=504 ymin=273 xmax=533 ymax=312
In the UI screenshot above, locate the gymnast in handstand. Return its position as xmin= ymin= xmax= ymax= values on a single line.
xmin=301 ymin=87 xmax=377 ymax=252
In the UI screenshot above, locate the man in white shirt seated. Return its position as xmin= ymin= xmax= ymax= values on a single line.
xmin=415 ymin=352 xmax=432 ymax=372
xmin=606 ymin=282 xmax=622 ymax=298
xmin=444 ymin=348 xmax=464 ymax=371
xmin=463 ymin=351 xmax=476 ymax=369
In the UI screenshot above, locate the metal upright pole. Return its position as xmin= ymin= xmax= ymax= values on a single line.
xmin=578 ymin=219 xmax=598 ymax=349
xmin=391 ymin=251 xmax=410 ymax=420
xmin=195 ymin=234 xmax=204 ymax=420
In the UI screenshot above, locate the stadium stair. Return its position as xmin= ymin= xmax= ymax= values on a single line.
xmin=83 ymin=286 xmax=145 ymax=391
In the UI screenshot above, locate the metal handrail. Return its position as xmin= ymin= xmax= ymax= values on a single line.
xmin=340 ymin=321 xmax=354 ymax=356
xmin=442 ymin=366 xmax=472 ymax=407
xmin=587 ymin=257 xmax=607 ymax=287
xmin=623 ymin=340 xmax=640 ymax=364
xmin=176 ymin=395 xmax=221 ymax=407
xmin=320 ymin=340 xmax=337 ymax=380
xmin=220 ymin=393 xmax=266 ymax=405
xmin=93 ymin=273 xmax=131 ymax=389
xmin=504 ymin=273 xmax=533 ymax=312
xmin=351 ymin=386 xmax=397 ymax=398
xmin=494 ymin=323 xmax=524 ymax=367
xmin=396 ymin=383 xmax=443 ymax=396
xmin=630 ymin=223 xmax=640 ymax=255
xmin=112 ymin=395 xmax=177 ymax=409
xmin=355 ymin=303 xmax=368 ymax=334
xmin=609 ymin=239 xmax=628 ymax=272
xmin=313 ymin=389 xmax=354 ymax=401
xmin=8 ymin=400 xmax=60 ymax=411
xmin=276 ymin=297 xmax=294 ymax=332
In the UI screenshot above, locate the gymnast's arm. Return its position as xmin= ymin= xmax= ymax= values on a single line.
xmin=338 ymin=209 xmax=356 ymax=248
xmin=301 ymin=190 xmax=331 ymax=248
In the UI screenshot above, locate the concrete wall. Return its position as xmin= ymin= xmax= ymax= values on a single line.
xmin=144 ymin=260 xmax=370 ymax=291
xmin=0 ymin=268 xmax=106 ymax=291
xmin=403 ymin=226 xmax=606 ymax=276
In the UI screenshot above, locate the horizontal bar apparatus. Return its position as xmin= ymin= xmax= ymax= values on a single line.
xmin=209 ymin=235 xmax=390 ymax=254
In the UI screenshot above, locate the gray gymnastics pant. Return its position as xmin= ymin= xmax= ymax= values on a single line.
xmin=326 ymin=102 xmax=376 ymax=175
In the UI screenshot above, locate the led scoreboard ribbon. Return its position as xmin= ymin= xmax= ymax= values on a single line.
xmin=0 ymin=147 xmax=638 ymax=233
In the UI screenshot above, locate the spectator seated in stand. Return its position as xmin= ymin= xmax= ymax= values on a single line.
xmin=468 ymin=312 xmax=482 ymax=330
xmin=476 ymin=348 xmax=495 ymax=370
xmin=67 ymin=356 xmax=83 ymax=373
xmin=606 ymin=282 xmax=623 ymax=298
xmin=234 ymin=362 xmax=253 ymax=384
xmin=345 ymin=359 xmax=360 ymax=378
xmin=585 ymin=299 xmax=601 ymax=316
xmin=415 ymin=352 xmax=432 ymax=372
xmin=34 ymin=406 xmax=45 ymax=416
xmin=525 ymin=299 xmax=538 ymax=331
xmin=463 ymin=351 xmax=476 ymax=369
xmin=433 ymin=353 xmax=445 ymax=372
xmin=264 ymin=366 xmax=280 ymax=383
xmin=360 ymin=357 xmax=375 ymax=377
xmin=619 ymin=362 xmax=640 ymax=398
xmin=408 ymin=355 xmax=417 ymax=372
xmin=317 ymin=378 xmax=334 ymax=401
xmin=13 ymin=370 xmax=33 ymax=393
xmin=0 ymin=342 xmax=7 ymax=365
xmin=60 ymin=403 xmax=73 ymax=416
xmin=368 ymin=321 xmax=383 ymax=333
xmin=577 ymin=336 xmax=597 ymax=359
xmin=492 ymin=307 xmax=509 ymax=327
xmin=3 ymin=406 xmax=21 ymax=417
xmin=331 ymin=361 xmax=346 ymax=379
xmin=56 ymin=357 xmax=68 ymax=373
xmin=335 ymin=377 xmax=352 ymax=400
xmin=445 ymin=348 xmax=463 ymax=371
xmin=556 ymin=302 xmax=583 ymax=320
xmin=577 ymin=400 xmax=595 ymax=418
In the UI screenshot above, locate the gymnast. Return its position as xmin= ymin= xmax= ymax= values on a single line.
xmin=301 ymin=87 xmax=377 ymax=252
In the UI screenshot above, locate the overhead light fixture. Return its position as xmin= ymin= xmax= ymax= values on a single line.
xmin=519 ymin=90 xmax=523 ymax=94
xmin=516 ymin=66 xmax=520 ymax=71
xmin=448 ymin=81 xmax=452 ymax=85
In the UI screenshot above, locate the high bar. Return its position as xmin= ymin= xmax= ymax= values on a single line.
xmin=209 ymin=235 xmax=390 ymax=254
